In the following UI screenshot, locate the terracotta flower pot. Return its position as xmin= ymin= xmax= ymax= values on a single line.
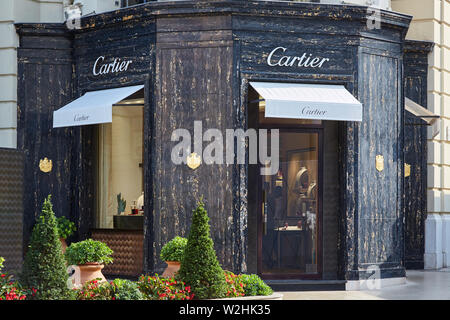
xmin=162 ymin=261 xmax=181 ymax=278
xmin=77 ymin=263 xmax=107 ymax=285
xmin=60 ymin=238 xmax=67 ymax=253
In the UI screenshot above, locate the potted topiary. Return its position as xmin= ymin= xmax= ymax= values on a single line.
xmin=21 ymin=195 xmax=71 ymax=300
xmin=160 ymin=236 xmax=187 ymax=278
xmin=65 ymin=239 xmax=113 ymax=286
xmin=56 ymin=216 xmax=76 ymax=253
xmin=178 ymin=198 xmax=228 ymax=299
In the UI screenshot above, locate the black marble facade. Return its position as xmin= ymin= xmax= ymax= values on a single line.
xmin=16 ymin=1 xmax=413 ymax=281
xmin=403 ymin=40 xmax=433 ymax=269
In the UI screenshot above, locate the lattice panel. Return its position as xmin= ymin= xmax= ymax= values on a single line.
xmin=0 ymin=149 xmax=24 ymax=275
xmin=91 ymin=229 xmax=144 ymax=277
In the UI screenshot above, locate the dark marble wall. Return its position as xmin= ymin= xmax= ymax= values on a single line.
xmin=16 ymin=1 xmax=412 ymax=280
xmin=233 ymin=4 xmax=410 ymax=280
xmin=355 ymin=51 xmax=404 ymax=279
xmin=403 ymin=40 xmax=433 ymax=269
xmin=152 ymin=15 xmax=237 ymax=273
xmin=16 ymin=24 xmax=75 ymax=248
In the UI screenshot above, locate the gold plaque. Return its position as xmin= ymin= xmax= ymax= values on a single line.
xmin=376 ymin=155 xmax=384 ymax=172
xmin=187 ymin=152 xmax=201 ymax=170
xmin=405 ymin=163 xmax=411 ymax=178
xmin=39 ymin=157 xmax=53 ymax=173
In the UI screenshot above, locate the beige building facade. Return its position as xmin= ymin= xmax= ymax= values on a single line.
xmin=392 ymin=0 xmax=450 ymax=269
xmin=0 ymin=0 xmax=65 ymax=149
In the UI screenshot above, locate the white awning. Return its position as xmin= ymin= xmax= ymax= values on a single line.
xmin=53 ymin=85 xmax=144 ymax=128
xmin=250 ymin=82 xmax=362 ymax=122
xmin=405 ymin=98 xmax=439 ymax=125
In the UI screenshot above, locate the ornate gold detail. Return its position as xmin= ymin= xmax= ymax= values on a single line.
xmin=187 ymin=152 xmax=201 ymax=170
xmin=405 ymin=163 xmax=411 ymax=178
xmin=375 ymin=155 xmax=384 ymax=172
xmin=39 ymin=157 xmax=53 ymax=173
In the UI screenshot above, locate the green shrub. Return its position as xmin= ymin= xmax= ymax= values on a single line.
xmin=177 ymin=199 xmax=227 ymax=299
xmin=137 ymin=274 xmax=193 ymax=300
xmin=0 ymin=257 xmax=4 ymax=271
xmin=56 ymin=216 xmax=76 ymax=239
xmin=240 ymin=274 xmax=273 ymax=296
xmin=21 ymin=195 xmax=71 ymax=300
xmin=65 ymin=239 xmax=113 ymax=265
xmin=160 ymin=236 xmax=187 ymax=262
xmin=111 ymin=279 xmax=143 ymax=300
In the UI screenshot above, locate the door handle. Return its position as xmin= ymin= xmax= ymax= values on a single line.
xmin=262 ymin=190 xmax=267 ymax=235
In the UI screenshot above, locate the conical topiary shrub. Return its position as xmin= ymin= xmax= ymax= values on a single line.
xmin=177 ymin=198 xmax=227 ymax=299
xmin=21 ymin=195 xmax=71 ymax=300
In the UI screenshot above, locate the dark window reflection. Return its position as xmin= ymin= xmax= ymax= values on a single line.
xmin=261 ymin=132 xmax=319 ymax=275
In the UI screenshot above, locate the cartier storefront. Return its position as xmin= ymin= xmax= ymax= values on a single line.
xmin=15 ymin=1 xmax=429 ymax=289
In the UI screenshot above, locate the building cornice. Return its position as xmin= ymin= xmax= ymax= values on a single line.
xmin=17 ymin=0 xmax=412 ymax=35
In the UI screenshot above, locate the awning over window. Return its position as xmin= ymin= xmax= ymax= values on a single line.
xmin=405 ymin=97 xmax=439 ymax=125
xmin=53 ymin=85 xmax=144 ymax=128
xmin=250 ymin=82 xmax=363 ymax=122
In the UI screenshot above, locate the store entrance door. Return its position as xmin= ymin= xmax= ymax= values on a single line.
xmin=258 ymin=130 xmax=322 ymax=279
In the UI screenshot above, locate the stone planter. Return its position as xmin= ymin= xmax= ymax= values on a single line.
xmin=77 ymin=263 xmax=107 ymax=286
xmin=162 ymin=261 xmax=181 ymax=278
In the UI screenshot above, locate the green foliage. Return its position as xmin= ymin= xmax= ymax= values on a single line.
xmin=224 ymin=271 xmax=245 ymax=297
xmin=56 ymin=216 xmax=76 ymax=239
xmin=20 ymin=195 xmax=71 ymax=300
xmin=177 ymin=199 xmax=227 ymax=299
xmin=160 ymin=236 xmax=187 ymax=262
xmin=137 ymin=274 xmax=193 ymax=300
xmin=0 ymin=257 xmax=4 ymax=271
xmin=65 ymin=239 xmax=113 ymax=265
xmin=240 ymin=274 xmax=273 ymax=296
xmin=111 ymin=278 xmax=144 ymax=300
xmin=117 ymin=193 xmax=126 ymax=215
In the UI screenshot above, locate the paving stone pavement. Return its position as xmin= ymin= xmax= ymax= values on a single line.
xmin=279 ymin=269 xmax=450 ymax=300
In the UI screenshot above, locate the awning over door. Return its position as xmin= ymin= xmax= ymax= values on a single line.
xmin=53 ymin=85 xmax=144 ymax=128
xmin=250 ymin=82 xmax=363 ymax=122
xmin=405 ymin=97 xmax=439 ymax=125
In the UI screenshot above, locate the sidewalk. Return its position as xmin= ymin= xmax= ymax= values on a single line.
xmin=280 ymin=269 xmax=450 ymax=300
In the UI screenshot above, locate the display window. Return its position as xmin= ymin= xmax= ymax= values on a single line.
xmin=96 ymin=90 xmax=144 ymax=230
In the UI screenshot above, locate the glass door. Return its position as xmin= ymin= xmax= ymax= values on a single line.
xmin=258 ymin=130 xmax=322 ymax=278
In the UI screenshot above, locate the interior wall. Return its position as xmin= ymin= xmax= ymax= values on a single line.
xmin=98 ymin=106 xmax=143 ymax=228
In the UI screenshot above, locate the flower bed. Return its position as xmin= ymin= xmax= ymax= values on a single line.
xmin=0 ymin=196 xmax=276 ymax=301
xmin=0 ymin=273 xmax=29 ymax=300
xmin=137 ymin=275 xmax=194 ymax=300
xmin=68 ymin=271 xmax=273 ymax=301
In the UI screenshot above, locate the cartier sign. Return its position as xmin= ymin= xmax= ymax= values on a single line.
xmin=267 ymin=47 xmax=330 ymax=68
xmin=93 ymin=56 xmax=133 ymax=76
